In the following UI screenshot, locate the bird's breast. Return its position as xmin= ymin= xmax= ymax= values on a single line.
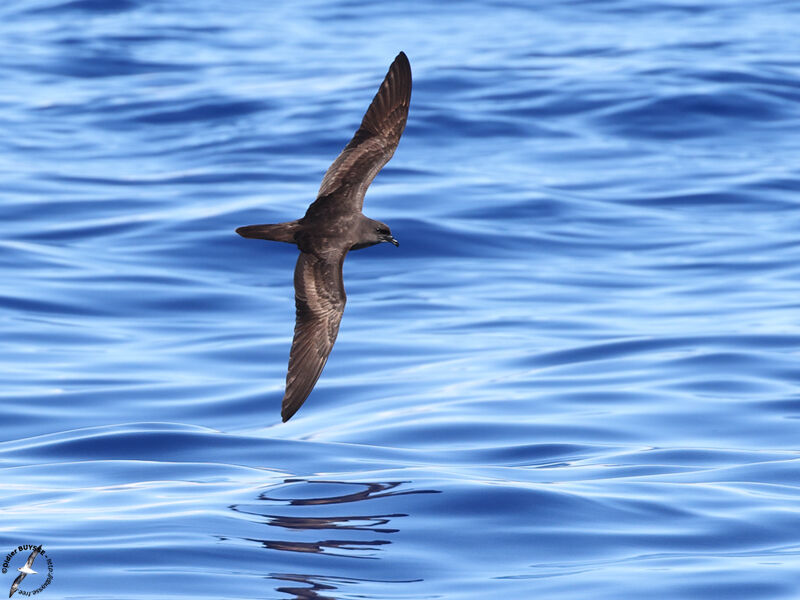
xmin=349 ymin=239 xmax=380 ymax=251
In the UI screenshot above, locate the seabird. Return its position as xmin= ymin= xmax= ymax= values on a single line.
xmin=9 ymin=545 xmax=41 ymax=597
xmin=237 ymin=52 xmax=411 ymax=422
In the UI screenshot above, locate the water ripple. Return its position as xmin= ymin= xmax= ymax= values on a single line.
xmin=2 ymin=0 xmax=800 ymax=598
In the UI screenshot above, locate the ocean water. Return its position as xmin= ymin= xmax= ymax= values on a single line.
xmin=2 ymin=0 xmax=800 ymax=598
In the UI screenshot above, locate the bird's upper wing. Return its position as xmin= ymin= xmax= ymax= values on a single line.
xmin=25 ymin=547 xmax=41 ymax=569
xmin=314 ymin=51 xmax=411 ymax=213
xmin=281 ymin=250 xmax=347 ymax=422
xmin=10 ymin=572 xmax=25 ymax=597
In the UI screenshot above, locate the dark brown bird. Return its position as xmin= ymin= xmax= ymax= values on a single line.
xmin=236 ymin=52 xmax=411 ymax=422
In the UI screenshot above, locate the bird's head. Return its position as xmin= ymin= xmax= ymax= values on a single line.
xmin=355 ymin=218 xmax=398 ymax=249
xmin=373 ymin=221 xmax=399 ymax=247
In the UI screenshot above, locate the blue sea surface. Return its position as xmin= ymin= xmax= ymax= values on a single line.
xmin=2 ymin=1 xmax=800 ymax=598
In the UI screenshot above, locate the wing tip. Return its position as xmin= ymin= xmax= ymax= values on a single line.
xmin=392 ymin=51 xmax=411 ymax=86
xmin=281 ymin=400 xmax=298 ymax=422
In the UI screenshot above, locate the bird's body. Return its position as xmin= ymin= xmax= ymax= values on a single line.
xmin=237 ymin=52 xmax=411 ymax=422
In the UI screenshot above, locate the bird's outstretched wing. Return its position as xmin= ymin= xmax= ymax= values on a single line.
xmin=9 ymin=572 xmax=25 ymax=597
xmin=314 ymin=51 xmax=412 ymax=212
xmin=282 ymin=251 xmax=347 ymax=421
xmin=24 ymin=547 xmax=40 ymax=570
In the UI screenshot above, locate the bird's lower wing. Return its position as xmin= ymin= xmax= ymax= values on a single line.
xmin=282 ymin=251 xmax=347 ymax=422
xmin=10 ymin=572 xmax=25 ymax=597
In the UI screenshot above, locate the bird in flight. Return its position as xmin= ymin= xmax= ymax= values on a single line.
xmin=9 ymin=545 xmax=41 ymax=597
xmin=237 ymin=52 xmax=411 ymax=422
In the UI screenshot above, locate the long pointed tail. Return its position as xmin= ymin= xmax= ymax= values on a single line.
xmin=236 ymin=221 xmax=300 ymax=244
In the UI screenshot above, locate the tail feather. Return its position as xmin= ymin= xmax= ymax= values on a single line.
xmin=236 ymin=221 xmax=300 ymax=244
